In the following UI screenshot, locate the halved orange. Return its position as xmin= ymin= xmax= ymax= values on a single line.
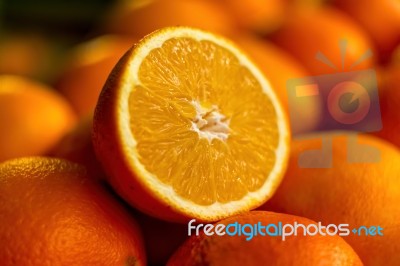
xmin=93 ymin=27 xmax=290 ymax=222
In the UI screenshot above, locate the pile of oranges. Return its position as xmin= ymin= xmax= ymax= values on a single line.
xmin=0 ymin=0 xmax=399 ymax=265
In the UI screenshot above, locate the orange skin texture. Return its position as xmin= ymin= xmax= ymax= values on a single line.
xmin=168 ymin=211 xmax=362 ymax=266
xmin=216 ymin=0 xmax=288 ymax=33
xmin=262 ymin=133 xmax=400 ymax=265
xmin=50 ymin=115 xmax=105 ymax=179
xmin=93 ymin=51 xmax=192 ymax=222
xmin=233 ymin=35 xmax=321 ymax=134
xmin=333 ymin=0 xmax=400 ymax=62
xmin=373 ymin=63 xmax=400 ymax=148
xmin=0 ymin=75 xmax=77 ymax=162
xmin=105 ymin=0 xmax=236 ymax=38
xmin=56 ymin=36 xmax=136 ymax=117
xmin=270 ymin=7 xmax=375 ymax=75
xmin=0 ymin=157 xmax=146 ymax=266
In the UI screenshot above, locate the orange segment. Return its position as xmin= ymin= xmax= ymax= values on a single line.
xmin=94 ymin=27 xmax=290 ymax=222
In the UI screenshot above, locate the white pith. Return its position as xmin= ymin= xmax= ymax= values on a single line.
xmin=190 ymin=100 xmax=230 ymax=143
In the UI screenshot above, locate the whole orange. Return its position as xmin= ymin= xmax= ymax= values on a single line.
xmin=270 ymin=7 xmax=375 ymax=75
xmin=262 ymin=132 xmax=400 ymax=265
xmin=168 ymin=211 xmax=362 ymax=266
xmin=0 ymin=157 xmax=146 ymax=265
xmin=0 ymin=75 xmax=76 ymax=162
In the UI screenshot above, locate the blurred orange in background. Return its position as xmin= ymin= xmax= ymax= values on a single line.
xmin=270 ymin=6 xmax=375 ymax=75
xmin=55 ymin=35 xmax=136 ymax=117
xmin=0 ymin=75 xmax=76 ymax=162
xmin=216 ymin=0 xmax=289 ymax=34
xmin=233 ymin=34 xmax=321 ymax=134
xmin=392 ymin=46 xmax=400 ymax=62
xmin=0 ymin=33 xmax=57 ymax=81
xmin=333 ymin=0 xmax=400 ymax=62
xmin=104 ymin=0 xmax=236 ymax=38
xmin=50 ymin=115 xmax=105 ymax=179
xmin=373 ymin=55 xmax=400 ymax=148
xmin=287 ymin=0 xmax=327 ymax=8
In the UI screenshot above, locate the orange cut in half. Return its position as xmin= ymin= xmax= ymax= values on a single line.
xmin=93 ymin=27 xmax=290 ymax=222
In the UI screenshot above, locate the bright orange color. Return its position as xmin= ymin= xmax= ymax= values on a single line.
xmin=0 ymin=157 xmax=146 ymax=265
xmin=50 ymin=115 xmax=105 ymax=179
xmin=270 ymin=7 xmax=375 ymax=75
xmin=93 ymin=27 xmax=290 ymax=222
xmin=262 ymin=133 xmax=400 ymax=265
xmin=373 ymin=62 xmax=400 ymax=148
xmin=168 ymin=211 xmax=363 ymax=266
xmin=233 ymin=35 xmax=321 ymax=134
xmin=105 ymin=0 xmax=235 ymax=37
xmin=0 ymin=75 xmax=76 ymax=162
xmin=56 ymin=35 xmax=136 ymax=116
xmin=216 ymin=0 xmax=288 ymax=33
xmin=333 ymin=0 xmax=400 ymax=62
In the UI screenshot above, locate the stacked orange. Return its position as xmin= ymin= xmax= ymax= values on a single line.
xmin=1 ymin=0 xmax=400 ymax=265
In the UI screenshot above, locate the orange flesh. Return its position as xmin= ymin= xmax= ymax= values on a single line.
xmin=129 ymin=37 xmax=280 ymax=205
